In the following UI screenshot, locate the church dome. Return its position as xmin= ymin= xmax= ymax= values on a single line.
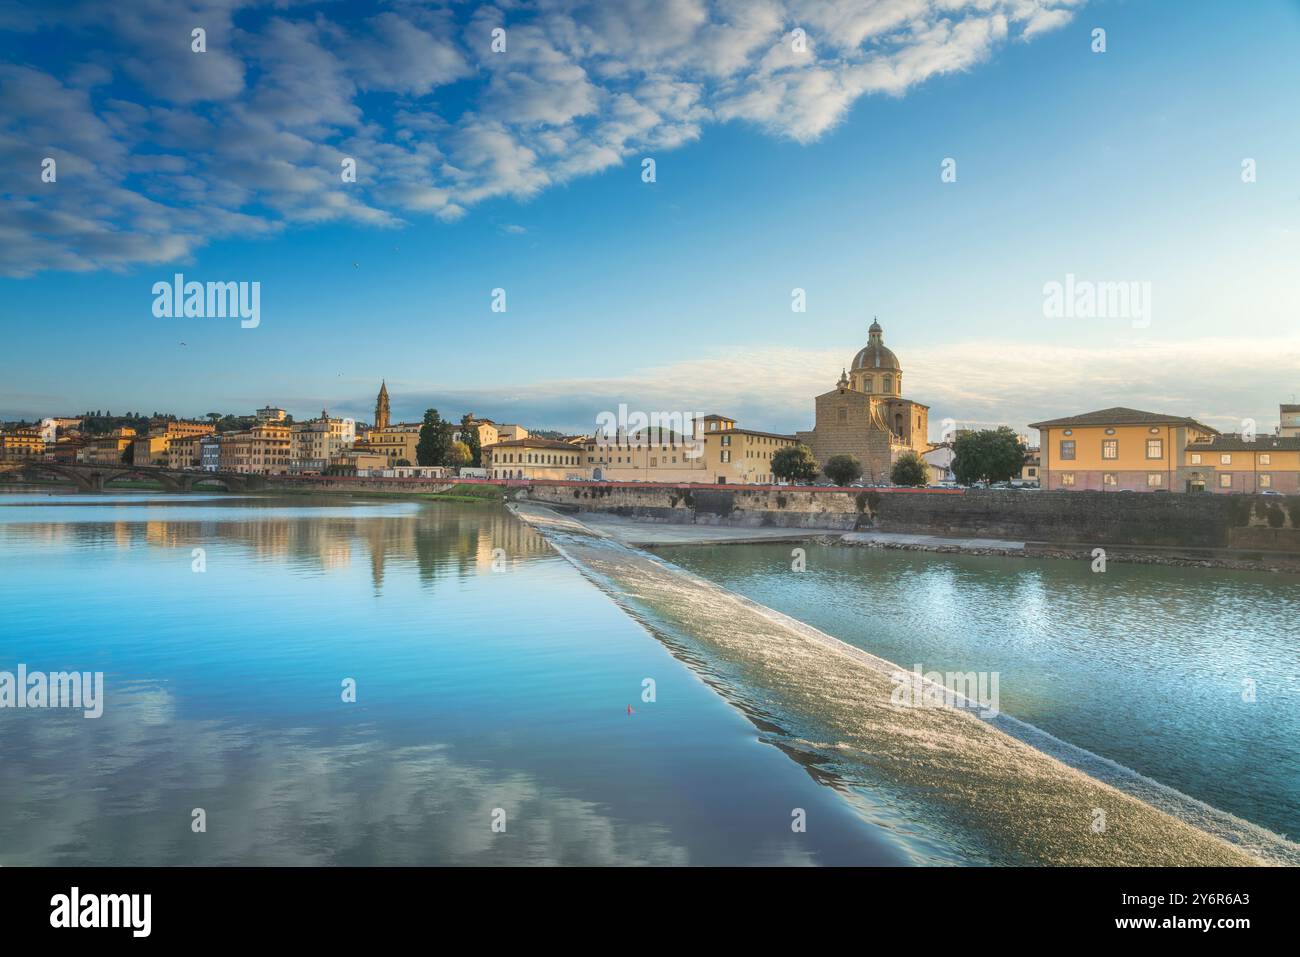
xmin=850 ymin=320 xmax=900 ymax=372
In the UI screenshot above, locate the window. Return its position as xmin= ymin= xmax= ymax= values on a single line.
xmin=1146 ymin=439 xmax=1163 ymax=459
xmin=1260 ymin=473 xmax=1273 ymax=488
xmin=1060 ymin=473 xmax=1075 ymax=486
xmin=837 ymin=407 xmax=848 ymax=424
xmin=1103 ymin=473 xmax=1117 ymax=486
xmin=1260 ymin=454 xmax=1271 ymax=465
xmin=721 ymin=450 xmax=731 ymax=463
xmin=1147 ymin=473 xmax=1163 ymax=487
xmin=1220 ymin=454 xmax=1231 ymax=465
xmin=1190 ymin=453 xmax=1201 ymax=465
xmin=1219 ymin=473 xmax=1232 ymax=488
xmin=1060 ymin=440 xmax=1076 ymax=460
xmin=721 ymin=435 xmax=731 ymax=446
xmin=863 ymin=377 xmax=872 ymax=393
xmin=1102 ymin=440 xmax=1118 ymax=460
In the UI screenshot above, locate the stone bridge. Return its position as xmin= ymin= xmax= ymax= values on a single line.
xmin=19 ymin=462 xmax=267 ymax=492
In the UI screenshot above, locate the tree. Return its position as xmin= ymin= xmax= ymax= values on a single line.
xmin=416 ymin=409 xmax=451 ymax=466
xmin=891 ymin=450 xmax=929 ymax=486
xmin=952 ymin=427 xmax=1027 ymax=485
xmin=459 ymin=414 xmax=482 ymax=467
xmin=448 ymin=440 xmax=472 ymax=468
xmin=824 ymin=454 xmax=863 ymax=486
xmin=771 ymin=444 xmax=820 ymax=484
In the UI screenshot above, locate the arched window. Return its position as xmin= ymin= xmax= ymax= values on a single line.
xmin=884 ymin=375 xmax=892 ymax=393
xmin=863 ymin=377 xmax=872 ymax=393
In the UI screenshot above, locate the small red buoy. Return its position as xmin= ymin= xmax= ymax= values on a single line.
xmin=626 ymin=704 xmax=634 ymax=715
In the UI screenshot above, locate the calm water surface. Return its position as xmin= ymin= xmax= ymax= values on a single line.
xmin=0 ymin=492 xmax=910 ymax=865
xmin=655 ymin=542 xmax=1300 ymax=840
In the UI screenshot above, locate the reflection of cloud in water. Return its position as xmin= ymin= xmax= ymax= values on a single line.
xmin=0 ymin=683 xmax=693 ymax=866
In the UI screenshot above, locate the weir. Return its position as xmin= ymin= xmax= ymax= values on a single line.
xmin=511 ymin=502 xmax=1300 ymax=867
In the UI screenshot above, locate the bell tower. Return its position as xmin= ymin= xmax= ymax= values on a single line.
xmin=374 ymin=381 xmax=390 ymax=432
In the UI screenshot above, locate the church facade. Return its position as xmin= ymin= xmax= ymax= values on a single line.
xmin=796 ymin=321 xmax=931 ymax=482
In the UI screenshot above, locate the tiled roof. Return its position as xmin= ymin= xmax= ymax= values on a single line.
xmin=1028 ymin=407 xmax=1218 ymax=433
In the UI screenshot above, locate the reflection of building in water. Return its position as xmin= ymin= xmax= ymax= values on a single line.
xmin=57 ymin=501 xmax=553 ymax=591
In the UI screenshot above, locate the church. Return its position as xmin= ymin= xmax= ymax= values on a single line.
xmin=795 ymin=320 xmax=931 ymax=482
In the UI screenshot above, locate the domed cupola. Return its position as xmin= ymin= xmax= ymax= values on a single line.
xmin=849 ymin=319 xmax=902 ymax=395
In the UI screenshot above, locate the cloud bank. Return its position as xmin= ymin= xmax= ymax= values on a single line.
xmin=354 ymin=334 xmax=1300 ymax=442
xmin=0 ymin=0 xmax=1086 ymax=276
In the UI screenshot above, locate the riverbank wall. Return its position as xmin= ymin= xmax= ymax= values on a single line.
xmin=516 ymin=483 xmax=1300 ymax=554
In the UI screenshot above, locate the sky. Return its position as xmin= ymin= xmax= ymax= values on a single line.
xmin=1 ymin=0 xmax=1298 ymax=440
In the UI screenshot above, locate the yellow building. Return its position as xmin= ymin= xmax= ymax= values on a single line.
xmin=1280 ymin=404 xmax=1300 ymax=439
xmin=131 ymin=432 xmax=172 ymax=466
xmin=484 ymin=414 xmax=799 ymax=485
xmin=1029 ymin=407 xmax=1218 ymax=491
xmin=1183 ymin=434 xmax=1300 ymax=494
xmin=158 ymin=419 xmax=216 ymax=438
xmin=0 ymin=425 xmax=46 ymax=461
xmin=484 ymin=437 xmax=590 ymax=480
xmin=702 ymin=428 xmax=800 ymax=484
xmin=131 ymin=421 xmax=216 ymax=467
xmin=580 ymin=427 xmax=705 ymax=482
xmin=496 ymin=423 xmax=529 ymax=443
xmin=83 ymin=427 xmax=137 ymax=465
xmin=219 ymin=423 xmax=291 ymax=474
xmin=291 ymin=410 xmax=356 ymax=474
xmin=455 ymin=415 xmax=499 ymax=451
xmin=167 ymin=433 xmax=207 ymax=470
xmin=363 ymin=424 xmax=421 ymax=465
xmin=327 ymin=449 xmax=389 ymax=475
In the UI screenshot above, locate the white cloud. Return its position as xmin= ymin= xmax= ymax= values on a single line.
xmin=0 ymin=0 xmax=1088 ymax=275
xmin=391 ymin=333 xmax=1300 ymax=442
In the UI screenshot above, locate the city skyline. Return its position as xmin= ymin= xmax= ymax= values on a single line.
xmin=3 ymin=0 xmax=1299 ymax=438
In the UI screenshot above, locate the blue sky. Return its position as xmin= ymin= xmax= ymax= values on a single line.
xmin=2 ymin=0 xmax=1298 ymax=440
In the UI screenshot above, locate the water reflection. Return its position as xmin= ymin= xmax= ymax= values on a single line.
xmin=0 ymin=683 xmax=692 ymax=866
xmin=0 ymin=494 xmax=554 ymax=592
xmin=0 ymin=493 xmax=908 ymax=866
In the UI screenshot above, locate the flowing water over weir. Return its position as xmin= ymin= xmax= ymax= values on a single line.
xmin=512 ymin=503 xmax=1300 ymax=866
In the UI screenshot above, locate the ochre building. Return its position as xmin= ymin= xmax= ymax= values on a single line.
xmin=796 ymin=320 xmax=931 ymax=481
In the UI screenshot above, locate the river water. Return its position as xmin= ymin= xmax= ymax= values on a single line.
xmin=654 ymin=541 xmax=1300 ymax=842
xmin=0 ymin=492 xmax=907 ymax=865
xmin=3 ymin=490 xmax=1295 ymax=865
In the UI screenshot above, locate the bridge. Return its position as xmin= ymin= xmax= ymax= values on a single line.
xmin=18 ymin=462 xmax=267 ymax=493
